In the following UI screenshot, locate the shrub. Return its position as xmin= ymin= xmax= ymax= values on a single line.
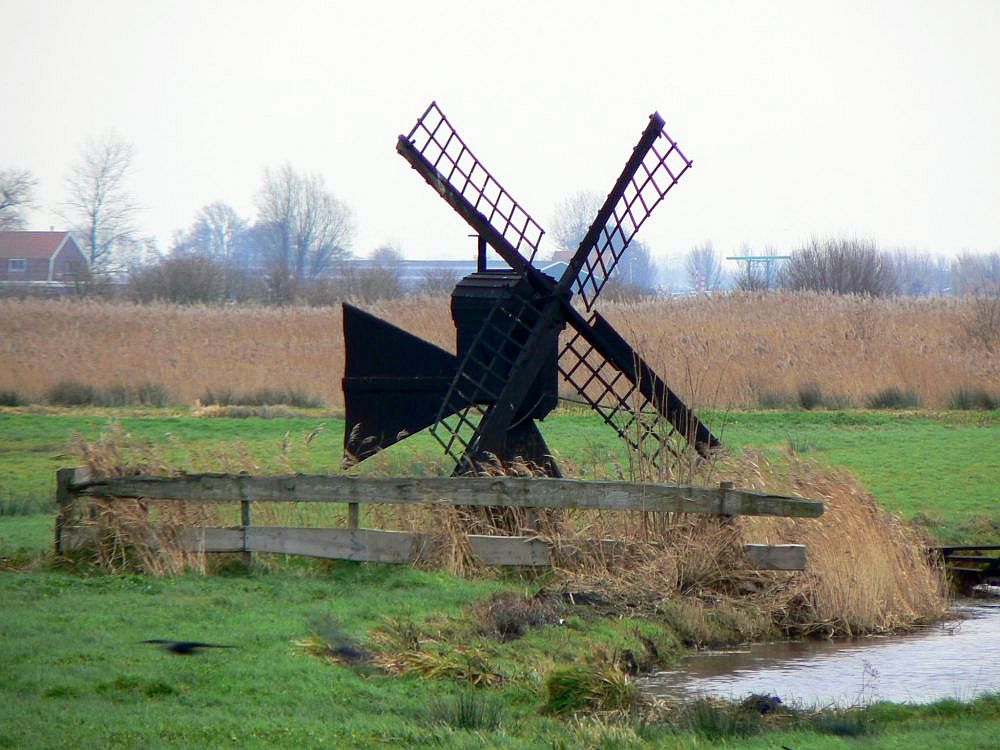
xmin=949 ymin=387 xmax=999 ymax=410
xmin=47 ymin=380 xmax=98 ymax=405
xmin=960 ymin=295 xmax=1000 ymax=353
xmin=796 ymin=381 xmax=824 ymax=410
xmin=128 ymin=254 xmax=230 ymax=305
xmin=822 ymin=392 xmax=856 ymax=410
xmin=780 ymin=237 xmax=898 ymax=296
xmin=756 ymin=389 xmax=792 ymax=409
xmin=543 ymin=663 xmax=637 ymax=715
xmin=200 ymin=387 xmax=323 ymax=408
xmin=864 ymin=386 xmax=920 ymax=409
xmin=46 ymin=381 xmax=171 ymax=407
xmin=0 ymin=389 xmax=26 ymax=406
xmin=102 ymin=382 xmax=171 ymax=407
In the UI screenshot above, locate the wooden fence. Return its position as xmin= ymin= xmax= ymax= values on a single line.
xmin=55 ymin=468 xmax=824 ymax=570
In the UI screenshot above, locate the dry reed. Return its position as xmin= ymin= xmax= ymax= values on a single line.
xmin=530 ymin=446 xmax=949 ymax=638
xmin=2 ymin=293 xmax=996 ymax=408
xmin=70 ymin=424 xmax=219 ymax=575
xmin=721 ymin=450 xmax=949 ymax=637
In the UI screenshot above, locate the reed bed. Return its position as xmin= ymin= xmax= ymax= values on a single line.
xmin=2 ymin=293 xmax=995 ymax=409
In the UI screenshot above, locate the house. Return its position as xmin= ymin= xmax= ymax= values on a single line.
xmin=0 ymin=231 xmax=89 ymax=283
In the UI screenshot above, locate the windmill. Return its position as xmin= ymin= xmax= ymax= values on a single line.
xmin=343 ymin=102 xmax=720 ymax=477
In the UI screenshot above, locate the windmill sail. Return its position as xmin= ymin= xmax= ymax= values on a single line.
xmin=560 ymin=114 xmax=692 ymax=310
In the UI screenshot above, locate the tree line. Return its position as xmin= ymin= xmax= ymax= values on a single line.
xmin=683 ymin=240 xmax=998 ymax=297
xmin=2 ymin=136 xmax=997 ymax=305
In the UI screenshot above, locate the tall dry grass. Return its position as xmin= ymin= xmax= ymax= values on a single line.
xmin=2 ymin=293 xmax=995 ymax=409
xmin=719 ymin=451 xmax=948 ymax=636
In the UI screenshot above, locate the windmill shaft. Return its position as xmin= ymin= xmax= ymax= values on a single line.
xmin=466 ymin=295 xmax=565 ymax=464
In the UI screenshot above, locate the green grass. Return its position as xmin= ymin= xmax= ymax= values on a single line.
xmin=1 ymin=563 xmax=997 ymax=750
xmin=0 ymin=405 xmax=998 ymax=748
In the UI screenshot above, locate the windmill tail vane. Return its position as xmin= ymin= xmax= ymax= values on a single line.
xmin=342 ymin=101 xmax=719 ymax=476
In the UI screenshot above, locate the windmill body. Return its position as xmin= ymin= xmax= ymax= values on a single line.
xmin=343 ymin=102 xmax=720 ymax=476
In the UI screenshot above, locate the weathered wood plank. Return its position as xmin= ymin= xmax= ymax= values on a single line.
xmin=74 ymin=474 xmax=823 ymax=518
xmin=468 ymin=535 xmax=552 ymax=566
xmin=187 ymin=527 xmax=244 ymax=553
xmin=244 ymin=527 xmax=554 ymax=566
xmin=60 ymin=522 xmax=808 ymax=570
xmin=55 ymin=468 xmax=95 ymax=553
xmin=246 ymin=527 xmax=417 ymax=563
xmin=742 ymin=544 xmax=806 ymax=570
xmin=59 ymin=526 xmax=245 ymax=553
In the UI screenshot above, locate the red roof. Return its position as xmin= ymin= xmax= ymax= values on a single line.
xmin=0 ymin=231 xmax=75 ymax=259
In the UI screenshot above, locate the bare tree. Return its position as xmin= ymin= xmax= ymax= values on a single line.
xmin=780 ymin=237 xmax=897 ymax=297
xmin=733 ymin=262 xmax=770 ymax=292
xmin=0 ymin=168 xmax=37 ymax=230
xmin=341 ymin=245 xmax=405 ymax=302
xmin=253 ymin=164 xmax=354 ymax=299
xmin=128 ymin=254 xmax=229 ymax=304
xmin=892 ymin=250 xmax=950 ymax=296
xmin=952 ymin=252 xmax=1000 ymax=296
xmin=414 ymin=267 xmax=459 ymax=296
xmin=730 ymin=244 xmax=782 ymax=292
xmin=62 ymin=133 xmax=139 ymax=274
xmin=173 ymin=201 xmax=248 ymax=264
xmin=613 ymin=239 xmax=658 ymax=290
xmin=684 ymin=241 xmax=723 ymax=291
xmin=550 ymin=190 xmax=602 ymax=252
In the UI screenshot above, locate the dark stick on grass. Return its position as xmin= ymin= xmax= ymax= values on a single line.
xmin=141 ymin=639 xmax=237 ymax=655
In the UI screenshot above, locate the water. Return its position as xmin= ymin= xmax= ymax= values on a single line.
xmin=639 ymin=601 xmax=1000 ymax=706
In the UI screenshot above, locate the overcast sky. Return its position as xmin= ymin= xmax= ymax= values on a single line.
xmin=2 ymin=0 xmax=998 ymax=266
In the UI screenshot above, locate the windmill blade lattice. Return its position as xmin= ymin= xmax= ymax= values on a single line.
xmin=560 ymin=324 xmax=669 ymax=465
xmin=399 ymin=101 xmax=544 ymax=269
xmin=564 ymin=115 xmax=692 ymax=311
xmin=559 ymin=310 xmax=720 ymax=463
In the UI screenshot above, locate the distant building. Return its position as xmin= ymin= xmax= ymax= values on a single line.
xmin=0 ymin=231 xmax=89 ymax=283
xmin=338 ymin=258 xmax=480 ymax=288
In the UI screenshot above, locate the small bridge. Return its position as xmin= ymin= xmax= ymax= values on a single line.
xmin=936 ymin=545 xmax=1000 ymax=587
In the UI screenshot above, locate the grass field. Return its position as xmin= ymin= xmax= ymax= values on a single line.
xmin=1 ymin=406 xmax=998 ymax=748
xmin=0 ymin=563 xmax=997 ymax=749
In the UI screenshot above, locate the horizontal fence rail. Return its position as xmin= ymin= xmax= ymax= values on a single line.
xmin=56 ymin=469 xmax=821 ymax=571
xmin=69 ymin=472 xmax=824 ymax=518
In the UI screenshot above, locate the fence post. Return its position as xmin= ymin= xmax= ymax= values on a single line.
xmin=239 ymin=476 xmax=252 ymax=566
xmin=719 ymin=481 xmax=737 ymax=519
xmin=348 ymin=502 xmax=360 ymax=530
xmin=54 ymin=468 xmax=76 ymax=555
